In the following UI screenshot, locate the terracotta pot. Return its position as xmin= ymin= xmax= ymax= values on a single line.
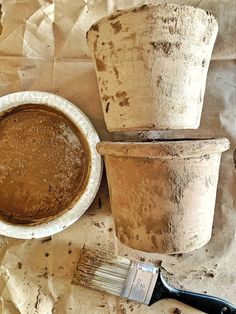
xmin=97 ymin=138 xmax=230 ymax=254
xmin=87 ymin=4 xmax=218 ymax=132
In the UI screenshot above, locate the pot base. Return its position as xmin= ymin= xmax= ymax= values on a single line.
xmin=116 ymin=231 xmax=212 ymax=255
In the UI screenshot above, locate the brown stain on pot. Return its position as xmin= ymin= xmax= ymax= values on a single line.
xmin=105 ymin=103 xmax=110 ymax=113
xmin=113 ymin=66 xmax=119 ymax=79
xmin=101 ymin=81 xmax=108 ymax=90
xmin=102 ymin=94 xmax=114 ymax=103
xmin=124 ymin=32 xmax=136 ymax=41
xmin=132 ymin=4 xmax=148 ymax=13
xmin=108 ymin=41 xmax=114 ymax=49
xmin=157 ymin=76 xmax=163 ymax=87
xmin=107 ymin=11 xmax=123 ymax=21
xmin=110 ymin=21 xmax=122 ymax=34
xmin=151 ymin=41 xmax=181 ymax=55
xmin=116 ymin=91 xmax=129 ymax=107
xmin=101 ymin=41 xmax=114 ymax=49
xmin=95 ymin=58 xmax=106 ymax=71
xmin=169 ymin=26 xmax=176 ymax=34
xmin=102 ymin=95 xmax=110 ymax=101
xmin=116 ymin=91 xmax=127 ymax=98
xmin=90 ymin=23 xmax=99 ymax=32
xmin=162 ymin=17 xmax=177 ymax=24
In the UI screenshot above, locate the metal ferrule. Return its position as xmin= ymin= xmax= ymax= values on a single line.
xmin=121 ymin=261 xmax=159 ymax=305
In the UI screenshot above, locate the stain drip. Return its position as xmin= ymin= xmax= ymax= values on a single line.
xmin=105 ymin=103 xmax=110 ymax=113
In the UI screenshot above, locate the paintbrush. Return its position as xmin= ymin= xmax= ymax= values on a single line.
xmin=73 ymin=246 xmax=236 ymax=314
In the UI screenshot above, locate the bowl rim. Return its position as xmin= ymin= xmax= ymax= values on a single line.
xmin=0 ymin=91 xmax=102 ymax=239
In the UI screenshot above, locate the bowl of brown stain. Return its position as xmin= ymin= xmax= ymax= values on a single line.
xmin=0 ymin=91 xmax=102 ymax=239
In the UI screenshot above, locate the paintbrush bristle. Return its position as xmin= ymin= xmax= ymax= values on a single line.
xmin=73 ymin=246 xmax=131 ymax=296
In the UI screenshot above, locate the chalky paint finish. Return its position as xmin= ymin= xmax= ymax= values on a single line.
xmin=87 ymin=4 xmax=218 ymax=131
xmin=98 ymin=139 xmax=230 ymax=254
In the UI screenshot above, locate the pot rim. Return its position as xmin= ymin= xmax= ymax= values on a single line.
xmin=0 ymin=91 xmax=102 ymax=239
xmin=87 ymin=3 xmax=217 ymax=39
xmin=97 ymin=138 xmax=230 ymax=159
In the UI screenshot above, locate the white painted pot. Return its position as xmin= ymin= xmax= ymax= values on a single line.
xmin=98 ymin=138 xmax=230 ymax=254
xmin=0 ymin=91 xmax=102 ymax=239
xmin=87 ymin=4 xmax=218 ymax=131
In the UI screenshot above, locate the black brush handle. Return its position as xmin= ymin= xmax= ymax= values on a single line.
xmin=149 ymin=271 xmax=236 ymax=314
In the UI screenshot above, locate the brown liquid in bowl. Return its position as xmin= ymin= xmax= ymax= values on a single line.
xmin=0 ymin=104 xmax=90 ymax=225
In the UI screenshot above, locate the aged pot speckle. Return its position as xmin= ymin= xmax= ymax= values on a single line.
xmin=110 ymin=21 xmax=122 ymax=33
xmin=95 ymin=58 xmax=106 ymax=71
xmin=113 ymin=66 xmax=119 ymax=79
xmin=116 ymin=91 xmax=129 ymax=107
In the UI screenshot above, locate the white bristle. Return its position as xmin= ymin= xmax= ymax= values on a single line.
xmin=92 ymin=260 xmax=130 ymax=295
xmin=72 ymin=247 xmax=131 ymax=296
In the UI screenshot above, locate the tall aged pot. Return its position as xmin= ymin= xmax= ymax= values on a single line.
xmin=87 ymin=4 xmax=218 ymax=131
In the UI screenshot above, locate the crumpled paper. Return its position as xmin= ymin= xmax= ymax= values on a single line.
xmin=0 ymin=0 xmax=235 ymax=313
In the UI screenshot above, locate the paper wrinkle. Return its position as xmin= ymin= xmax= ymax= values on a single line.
xmin=23 ymin=4 xmax=55 ymax=58
xmin=0 ymin=0 xmax=235 ymax=313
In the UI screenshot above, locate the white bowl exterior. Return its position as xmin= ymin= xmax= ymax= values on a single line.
xmin=0 ymin=91 xmax=102 ymax=239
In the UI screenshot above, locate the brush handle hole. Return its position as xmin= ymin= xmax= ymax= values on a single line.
xmin=221 ymin=306 xmax=231 ymax=314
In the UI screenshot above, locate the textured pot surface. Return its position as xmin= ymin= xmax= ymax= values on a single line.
xmin=87 ymin=4 xmax=218 ymax=131
xmin=97 ymin=138 xmax=230 ymax=253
